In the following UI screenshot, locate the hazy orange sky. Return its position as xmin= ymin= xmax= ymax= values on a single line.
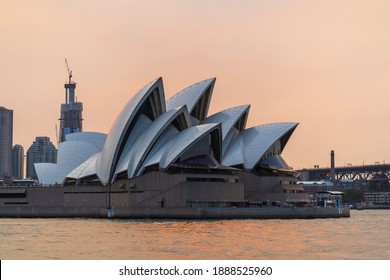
xmin=1 ymin=0 xmax=390 ymax=170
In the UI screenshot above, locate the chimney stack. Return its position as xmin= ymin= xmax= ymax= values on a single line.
xmin=330 ymin=150 xmax=335 ymax=181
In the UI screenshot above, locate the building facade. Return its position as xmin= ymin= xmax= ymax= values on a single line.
xmin=12 ymin=144 xmax=24 ymax=179
xmin=59 ymin=77 xmax=83 ymax=143
xmin=364 ymin=192 xmax=390 ymax=206
xmin=35 ymin=77 xmax=307 ymax=205
xmin=0 ymin=106 xmax=13 ymax=179
xmin=26 ymin=137 xmax=57 ymax=179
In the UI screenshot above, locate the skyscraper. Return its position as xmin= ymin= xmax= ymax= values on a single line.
xmin=59 ymin=60 xmax=83 ymax=142
xmin=12 ymin=144 xmax=24 ymax=179
xmin=0 ymin=106 xmax=13 ymax=179
xmin=26 ymin=137 xmax=57 ymax=179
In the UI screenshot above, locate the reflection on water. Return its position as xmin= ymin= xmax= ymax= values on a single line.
xmin=0 ymin=210 xmax=389 ymax=259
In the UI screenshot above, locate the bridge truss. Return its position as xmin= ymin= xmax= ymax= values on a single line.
xmin=300 ymin=164 xmax=390 ymax=182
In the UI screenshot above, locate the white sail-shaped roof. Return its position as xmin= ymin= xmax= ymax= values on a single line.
xmin=66 ymin=152 xmax=100 ymax=180
xmin=34 ymin=141 xmax=100 ymax=185
xmin=35 ymin=163 xmax=58 ymax=185
xmin=65 ymin=132 xmax=107 ymax=150
xmin=56 ymin=141 xmax=100 ymax=184
xmin=138 ymin=125 xmax=180 ymax=174
xmin=114 ymin=114 xmax=153 ymax=179
xmin=124 ymin=106 xmax=192 ymax=179
xmin=223 ymin=123 xmax=298 ymax=170
xmin=159 ymin=123 xmax=222 ymax=170
xmin=201 ymin=105 xmax=250 ymax=155
xmin=37 ymin=77 xmax=301 ymax=186
xmin=96 ymin=77 xmax=165 ymax=185
xmin=166 ymin=78 xmax=215 ymax=123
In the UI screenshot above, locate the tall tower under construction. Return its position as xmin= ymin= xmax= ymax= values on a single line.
xmin=59 ymin=59 xmax=83 ymax=142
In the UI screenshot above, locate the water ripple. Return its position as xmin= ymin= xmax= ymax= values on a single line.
xmin=0 ymin=210 xmax=389 ymax=259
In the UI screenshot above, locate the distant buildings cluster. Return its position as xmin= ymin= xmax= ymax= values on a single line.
xmin=0 ymin=72 xmax=82 ymax=183
xmin=0 ymin=107 xmax=27 ymax=181
xmin=0 ymin=106 xmax=58 ymax=182
xmin=0 ymin=106 xmax=14 ymax=179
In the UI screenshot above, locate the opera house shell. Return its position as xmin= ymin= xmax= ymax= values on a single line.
xmin=32 ymin=76 xmax=307 ymax=208
xmin=37 ymin=77 xmax=297 ymax=182
xmin=0 ymin=77 xmax=351 ymax=218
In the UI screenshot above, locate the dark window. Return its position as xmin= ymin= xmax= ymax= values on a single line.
xmin=0 ymin=192 xmax=27 ymax=198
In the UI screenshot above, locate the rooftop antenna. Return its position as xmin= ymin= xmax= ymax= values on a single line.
xmin=64 ymin=58 xmax=72 ymax=84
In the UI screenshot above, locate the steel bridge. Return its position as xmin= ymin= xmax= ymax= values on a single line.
xmin=299 ymin=164 xmax=390 ymax=182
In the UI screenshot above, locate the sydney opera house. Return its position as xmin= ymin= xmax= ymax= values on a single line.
xmin=0 ymin=77 xmax=350 ymax=218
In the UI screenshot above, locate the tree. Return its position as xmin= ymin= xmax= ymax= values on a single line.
xmin=343 ymin=188 xmax=364 ymax=203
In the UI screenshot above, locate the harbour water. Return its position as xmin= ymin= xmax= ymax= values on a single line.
xmin=1 ymin=210 xmax=389 ymax=260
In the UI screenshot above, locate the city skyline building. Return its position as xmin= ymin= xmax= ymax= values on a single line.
xmin=12 ymin=144 xmax=24 ymax=179
xmin=26 ymin=136 xmax=57 ymax=179
xmin=0 ymin=106 xmax=13 ymax=179
xmin=59 ymin=61 xmax=83 ymax=143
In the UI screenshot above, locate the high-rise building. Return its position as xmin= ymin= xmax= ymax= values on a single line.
xmin=26 ymin=137 xmax=57 ymax=179
xmin=59 ymin=61 xmax=83 ymax=142
xmin=12 ymin=144 xmax=24 ymax=179
xmin=0 ymin=106 xmax=13 ymax=179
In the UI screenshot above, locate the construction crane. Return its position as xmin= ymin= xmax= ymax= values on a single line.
xmin=64 ymin=58 xmax=72 ymax=84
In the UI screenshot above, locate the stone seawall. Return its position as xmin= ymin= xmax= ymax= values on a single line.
xmin=0 ymin=206 xmax=350 ymax=219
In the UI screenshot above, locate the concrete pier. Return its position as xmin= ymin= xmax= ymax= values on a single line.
xmin=0 ymin=203 xmax=350 ymax=219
